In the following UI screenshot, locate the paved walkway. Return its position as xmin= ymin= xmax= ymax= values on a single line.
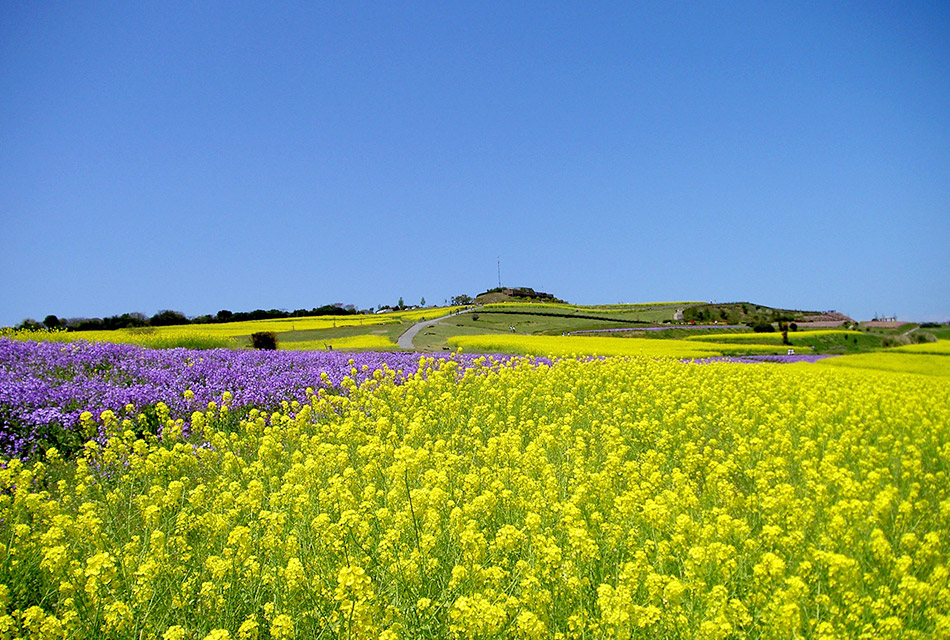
xmin=396 ymin=308 xmax=472 ymax=349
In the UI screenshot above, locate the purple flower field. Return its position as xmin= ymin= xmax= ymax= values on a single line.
xmin=0 ymin=338 xmax=499 ymax=458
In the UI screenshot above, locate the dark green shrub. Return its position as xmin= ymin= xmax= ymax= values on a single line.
xmin=752 ymin=323 xmax=775 ymax=333
xmin=251 ymin=332 xmax=278 ymax=350
xmin=150 ymin=310 xmax=190 ymax=326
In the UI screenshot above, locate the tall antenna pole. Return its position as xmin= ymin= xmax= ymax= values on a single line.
xmin=497 ymin=257 xmax=502 ymax=288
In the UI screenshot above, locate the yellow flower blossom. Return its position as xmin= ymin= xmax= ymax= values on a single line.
xmin=0 ymin=354 xmax=947 ymax=639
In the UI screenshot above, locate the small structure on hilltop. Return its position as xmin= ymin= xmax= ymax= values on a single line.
xmin=474 ymin=287 xmax=567 ymax=305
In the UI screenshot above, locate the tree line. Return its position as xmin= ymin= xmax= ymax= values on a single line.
xmin=18 ymin=304 xmax=361 ymax=332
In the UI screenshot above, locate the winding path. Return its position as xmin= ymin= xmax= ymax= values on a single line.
xmin=396 ymin=308 xmax=472 ymax=349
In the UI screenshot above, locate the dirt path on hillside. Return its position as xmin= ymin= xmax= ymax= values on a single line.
xmin=396 ymin=308 xmax=473 ymax=349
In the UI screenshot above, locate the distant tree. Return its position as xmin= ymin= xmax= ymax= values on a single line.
xmin=778 ymin=321 xmax=792 ymax=346
xmin=43 ymin=315 xmax=61 ymax=329
xmin=397 ymin=297 xmax=405 ymax=310
xmin=216 ymin=310 xmax=233 ymax=322
xmin=74 ymin=318 xmax=104 ymax=331
xmin=18 ymin=318 xmax=42 ymax=330
xmin=420 ymin=297 xmax=426 ymax=307
xmin=102 ymin=313 xmax=148 ymax=330
xmin=310 ymin=304 xmax=357 ymax=316
xmin=451 ymin=294 xmax=473 ymax=306
xmin=150 ymin=310 xmax=190 ymax=326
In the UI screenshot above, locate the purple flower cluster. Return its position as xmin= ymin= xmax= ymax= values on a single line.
xmin=685 ymin=354 xmax=838 ymax=365
xmin=569 ymin=325 xmax=747 ymax=335
xmin=0 ymin=338 xmax=495 ymax=458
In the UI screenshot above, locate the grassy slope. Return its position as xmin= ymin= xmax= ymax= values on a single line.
xmin=411 ymin=303 xmax=686 ymax=350
xmin=925 ymin=327 xmax=950 ymax=340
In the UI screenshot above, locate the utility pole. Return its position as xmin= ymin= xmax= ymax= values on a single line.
xmin=497 ymin=257 xmax=502 ymax=288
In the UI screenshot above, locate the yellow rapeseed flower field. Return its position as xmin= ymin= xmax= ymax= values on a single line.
xmin=0 ymin=328 xmax=237 ymax=350
xmin=448 ymin=334 xmax=797 ymax=358
xmin=2 ymin=355 xmax=947 ymax=638
xmin=815 ymin=352 xmax=950 ymax=377
xmin=388 ymin=307 xmax=467 ymax=322
xmin=891 ymin=339 xmax=950 ymax=355
xmin=280 ymin=335 xmax=397 ymax=351
xmin=1 ymin=308 xmax=465 ymax=351
xmin=89 ymin=315 xmax=399 ymax=340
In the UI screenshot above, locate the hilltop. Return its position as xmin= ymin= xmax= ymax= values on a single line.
xmin=473 ymin=287 xmax=567 ymax=305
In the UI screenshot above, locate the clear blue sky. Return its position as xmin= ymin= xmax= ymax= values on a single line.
xmin=2 ymin=1 xmax=948 ymax=325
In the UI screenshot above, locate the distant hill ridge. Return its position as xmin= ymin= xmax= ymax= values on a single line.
xmin=683 ymin=303 xmax=854 ymax=325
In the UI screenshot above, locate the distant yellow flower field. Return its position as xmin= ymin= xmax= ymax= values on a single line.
xmin=0 ymin=327 xmax=238 ymax=349
xmin=387 ymin=306 xmax=466 ymax=322
xmin=280 ymin=335 xmax=396 ymax=351
xmin=1 ymin=308 xmax=465 ymax=350
xmin=815 ymin=352 xmax=950 ymax=377
xmin=890 ymin=339 xmax=950 ymax=355
xmin=447 ymin=334 xmax=795 ymax=358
